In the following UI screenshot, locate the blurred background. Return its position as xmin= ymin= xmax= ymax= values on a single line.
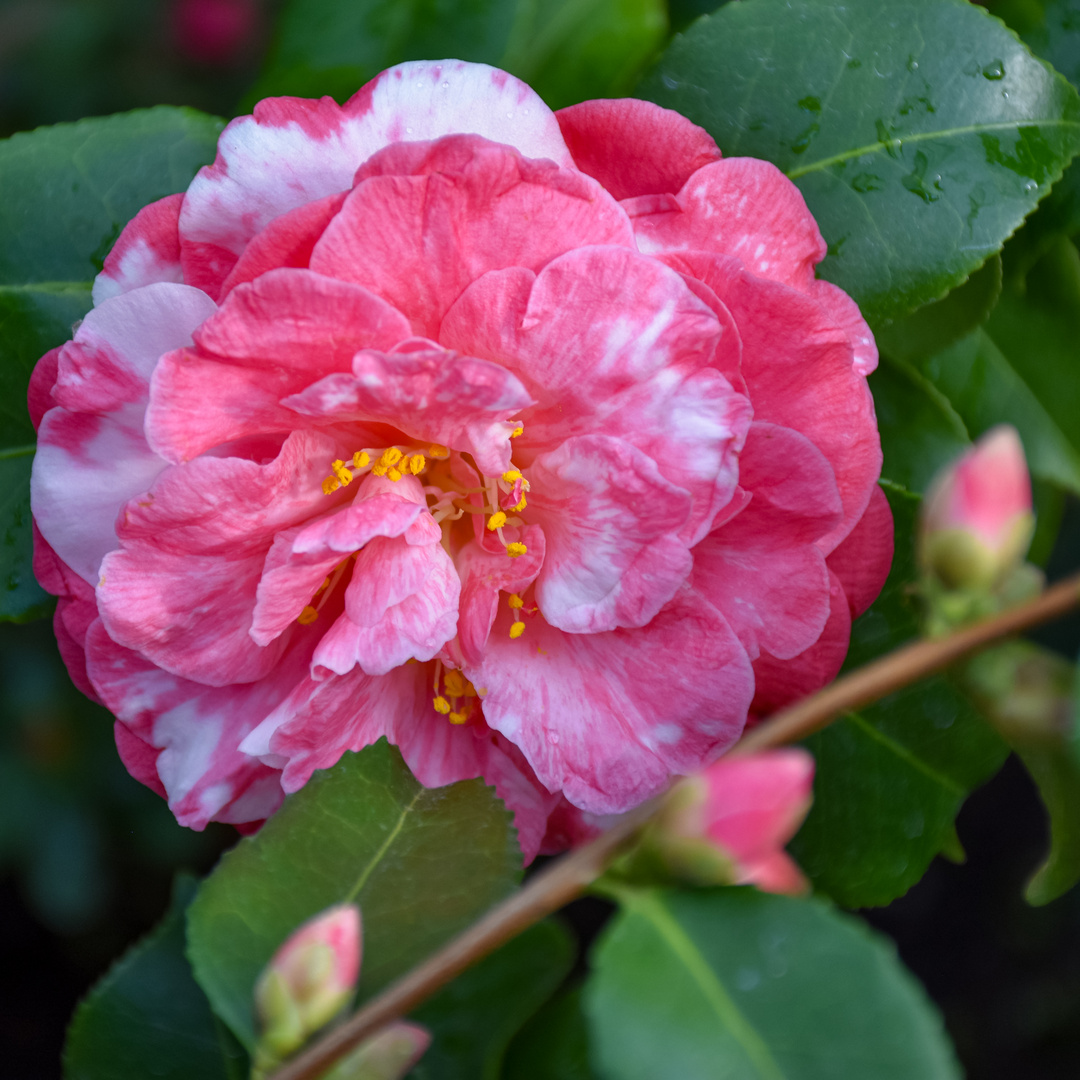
xmin=1 ymin=0 xmax=1079 ymax=1076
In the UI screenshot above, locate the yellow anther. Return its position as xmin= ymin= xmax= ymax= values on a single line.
xmin=464 ymin=683 xmax=478 ymax=698
xmin=512 ymin=495 xmax=527 ymax=512
xmin=331 ymin=459 xmax=353 ymax=486
xmin=432 ymin=696 xmax=451 ymax=715
xmin=380 ymin=447 xmax=403 ymax=466
xmin=387 ymin=467 xmax=403 ymax=482
xmin=298 ymin=606 xmax=319 ymax=625
xmin=317 ymin=577 xmax=331 ymax=592
xmin=409 ymin=454 xmax=426 ymax=474
xmin=509 ymin=621 xmax=526 ymax=639
xmin=502 ymin=469 xmax=522 ymax=483
xmin=448 ymin=711 xmax=469 ymax=725
xmin=352 ymin=450 xmax=370 ymax=469
xmin=428 ymin=444 xmax=450 ymax=459
xmin=511 ymin=424 xmax=524 ymax=438
xmin=506 ymin=542 xmax=528 ymax=558
xmin=372 ymin=464 xmax=388 ymax=477
xmin=444 ymin=670 xmax=467 ymax=697
xmin=322 ymin=477 xmax=341 ymax=495
xmin=487 ymin=511 xmax=508 ymax=531
xmin=508 ymin=594 xmax=525 ymax=609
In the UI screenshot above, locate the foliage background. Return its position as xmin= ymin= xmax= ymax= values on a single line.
xmin=1 ymin=0 xmax=1080 ymax=1076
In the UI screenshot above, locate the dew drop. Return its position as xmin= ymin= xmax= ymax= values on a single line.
xmin=661 ymin=74 xmax=679 ymax=90
xmin=982 ymin=59 xmax=1005 ymax=80
xmin=1024 ymin=179 xmax=1038 ymax=192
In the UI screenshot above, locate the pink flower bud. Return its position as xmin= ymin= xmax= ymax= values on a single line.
xmin=255 ymin=903 xmax=361 ymax=1059
xmin=920 ymin=425 xmax=1034 ymax=590
xmin=171 ymin=0 xmax=258 ymax=65
xmin=658 ymin=750 xmax=815 ymax=894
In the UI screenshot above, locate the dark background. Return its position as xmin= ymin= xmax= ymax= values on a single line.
xmin=1 ymin=1 xmax=1079 ymax=1076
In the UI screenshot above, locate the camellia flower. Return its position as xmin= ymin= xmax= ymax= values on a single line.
xmin=920 ymin=424 xmax=1033 ymax=591
xmin=650 ymin=749 xmax=815 ymax=895
xmin=29 ymin=60 xmax=891 ymax=859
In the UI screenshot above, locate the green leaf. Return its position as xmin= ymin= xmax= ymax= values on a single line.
xmin=1020 ymin=738 xmax=1080 ymax=903
xmin=913 ymin=326 xmax=1080 ymax=496
xmin=0 ymin=450 xmax=51 ymax=622
xmin=789 ymin=484 xmax=1008 ymax=906
xmin=249 ymin=0 xmax=666 ymax=110
xmin=0 ymin=107 xmax=223 ymax=618
xmin=637 ymin=0 xmax=1080 ymax=326
xmin=409 ymin=921 xmax=574 ymax=1080
xmin=64 ymin=876 xmax=247 ymax=1080
xmin=869 ymin=359 xmax=971 ymax=495
xmin=585 ymin=887 xmax=961 ymax=1080
xmin=503 ymin=986 xmax=598 ymax=1080
xmin=187 ymin=740 xmax=522 ymax=1050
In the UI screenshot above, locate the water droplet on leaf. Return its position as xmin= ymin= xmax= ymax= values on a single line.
xmin=982 ymin=59 xmax=1005 ymax=80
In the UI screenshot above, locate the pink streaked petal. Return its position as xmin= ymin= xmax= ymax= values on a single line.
xmin=827 ymin=483 xmax=894 ymax=619
xmin=631 ymin=157 xmax=826 ymax=292
xmin=86 ymin=620 xmax=302 ymax=828
xmin=454 ymin=527 xmax=545 ymax=667
xmin=313 ymin=538 xmax=459 ymax=677
xmin=52 ymin=283 xmax=217 ymax=414
xmin=470 ymin=589 xmax=753 ymax=814
xmin=32 ymin=405 xmax=168 ymax=584
xmin=810 ymin=279 xmax=878 ymax=375
xmin=693 ymin=424 xmax=841 ymax=661
xmin=54 ymin=598 xmax=102 ymax=702
xmin=114 ymin=722 xmax=167 ymax=799
xmin=310 ymin=136 xmax=632 ymax=338
xmin=664 ymin=252 xmax=881 ymax=553
xmin=528 ymin=435 xmax=693 ymax=633
xmin=752 ymin=570 xmax=852 ymax=715
xmin=28 ymin=348 xmax=61 ymax=431
xmin=32 ymin=520 xmax=92 ymax=599
xmin=218 ymin=191 xmax=347 ymax=298
xmin=283 ymin=340 xmax=534 ymax=477
xmin=555 ymin=99 xmax=721 ymax=200
xmin=93 ymin=193 xmax=184 ymax=303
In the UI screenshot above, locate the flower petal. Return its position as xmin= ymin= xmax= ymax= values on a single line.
xmin=826 ymin=483 xmax=894 ymax=618
xmin=93 ymin=193 xmax=184 ymax=303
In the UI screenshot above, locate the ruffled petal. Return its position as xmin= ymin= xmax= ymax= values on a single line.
xmin=93 ymin=193 xmax=184 ymax=303
xmin=810 ymin=279 xmax=878 ymax=375
xmin=556 ymin=99 xmax=721 ymax=200
xmin=827 ymin=483 xmax=894 ymax=618
xmin=309 ymin=135 xmax=632 ymax=338
xmin=470 ymin=588 xmax=753 ymax=814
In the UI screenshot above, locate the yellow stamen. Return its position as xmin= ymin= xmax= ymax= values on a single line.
xmin=387 ymin=467 xmax=402 ymax=482
xmin=509 ymin=621 xmax=525 ymax=639
xmin=508 ymin=594 xmax=524 ymax=609
xmin=322 ymin=477 xmax=341 ymax=495
xmin=448 ymin=711 xmax=469 ymax=725
xmin=331 ymin=459 xmax=353 ymax=486
xmin=512 ymin=495 xmax=527 ymax=512
xmin=298 ymin=605 xmax=319 ymax=625
xmin=506 ymin=542 xmax=528 ymax=558
xmin=409 ymin=454 xmax=426 ymax=474
xmin=372 ymin=464 xmax=388 ymax=477
xmin=510 ymin=425 xmax=524 ymax=438
xmin=428 ymin=444 xmax=450 ymax=459
xmin=502 ymin=469 xmax=522 ymax=483
xmin=432 ymin=696 xmax=451 ymax=715
xmin=352 ymin=450 xmax=370 ymax=469
xmin=444 ymin=670 xmax=467 ymax=697
xmin=380 ymin=447 xmax=403 ymax=467
xmin=487 ymin=511 xmax=507 ymax=531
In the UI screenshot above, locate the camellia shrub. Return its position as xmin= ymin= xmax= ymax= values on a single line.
xmin=5 ymin=0 xmax=1080 ymax=1077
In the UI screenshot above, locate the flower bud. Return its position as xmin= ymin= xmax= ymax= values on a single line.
xmin=323 ymin=1022 xmax=431 ymax=1080
xmin=920 ymin=425 xmax=1034 ymax=591
xmin=655 ymin=750 xmax=815 ymax=894
xmin=255 ymin=904 xmax=361 ymax=1060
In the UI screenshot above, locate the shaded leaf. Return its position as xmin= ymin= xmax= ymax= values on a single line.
xmin=585 ymin=887 xmax=960 ymax=1080
xmin=0 ymin=451 xmax=51 ymax=622
xmin=638 ymin=0 xmax=1080 ymax=326
xmin=503 ymin=986 xmax=598 ymax=1080
xmin=187 ymin=740 xmax=522 ymax=1049
xmin=408 ymin=921 xmax=574 ymax=1080
xmin=64 ymin=876 xmax=246 ymax=1080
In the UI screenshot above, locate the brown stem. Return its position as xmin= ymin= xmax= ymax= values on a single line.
xmin=269 ymin=570 xmax=1080 ymax=1080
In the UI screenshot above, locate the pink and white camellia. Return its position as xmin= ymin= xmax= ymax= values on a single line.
xmin=29 ymin=60 xmax=892 ymax=861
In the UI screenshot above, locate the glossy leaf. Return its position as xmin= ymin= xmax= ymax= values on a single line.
xmin=585 ymin=887 xmax=961 ymax=1080
xmin=502 ymin=986 xmax=597 ymax=1080
xmin=0 ymin=107 xmax=222 ymax=618
xmin=0 ymin=451 xmax=50 ymax=622
xmin=64 ymin=876 xmax=246 ymax=1080
xmin=187 ymin=740 xmax=522 ymax=1050
xmin=409 ymin=921 xmax=574 ymax=1080
xmin=249 ymin=0 xmax=666 ymax=110
xmin=638 ymin=0 xmax=1080 ymax=325
xmin=789 ymin=484 xmax=1008 ymax=906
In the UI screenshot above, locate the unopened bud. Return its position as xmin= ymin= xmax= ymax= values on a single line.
xmin=655 ymin=750 xmax=814 ymax=895
xmin=255 ymin=904 xmax=361 ymax=1061
xmin=920 ymin=425 xmax=1034 ymax=591
xmin=323 ymin=1022 xmax=431 ymax=1080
